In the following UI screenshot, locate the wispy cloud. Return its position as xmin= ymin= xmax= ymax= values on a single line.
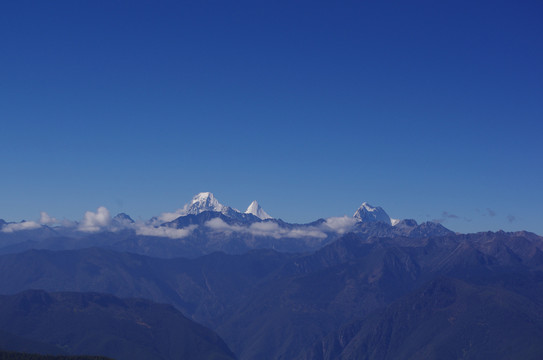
xmin=442 ymin=211 xmax=459 ymax=219
xmin=78 ymin=206 xmax=111 ymax=232
xmin=135 ymin=224 xmax=197 ymax=239
xmin=433 ymin=211 xmax=471 ymax=224
xmin=1 ymin=221 xmax=41 ymax=233
xmin=155 ymin=210 xmax=184 ymax=224
xmin=507 ymin=214 xmax=516 ymax=223
xmin=205 ymin=218 xmax=243 ymax=233
xmin=477 ymin=208 xmax=497 ymax=217
xmin=204 ymin=218 xmax=328 ymax=239
xmin=321 ymin=216 xmax=357 ymax=234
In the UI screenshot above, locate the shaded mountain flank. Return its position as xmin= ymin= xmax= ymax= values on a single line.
xmin=0 ymin=290 xmax=235 ymax=360
xmin=0 ymin=230 xmax=542 ymax=359
xmin=300 ymin=276 xmax=543 ymax=360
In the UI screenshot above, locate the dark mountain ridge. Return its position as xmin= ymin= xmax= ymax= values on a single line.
xmin=0 ymin=289 xmax=236 ymax=360
xmin=1 ymin=230 xmax=542 ymax=359
xmin=300 ymin=275 xmax=543 ymax=360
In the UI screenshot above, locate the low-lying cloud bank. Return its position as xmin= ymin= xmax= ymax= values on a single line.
xmin=204 ymin=218 xmax=326 ymax=239
xmin=74 ymin=206 xmax=197 ymax=238
xmin=135 ymin=224 xmax=197 ymax=239
xmin=155 ymin=210 xmax=185 ymax=224
xmin=204 ymin=216 xmax=357 ymax=239
xmin=321 ymin=216 xmax=358 ymax=234
xmin=1 ymin=212 xmax=70 ymax=233
xmin=1 ymin=207 xmax=358 ymax=240
xmin=1 ymin=221 xmax=41 ymax=233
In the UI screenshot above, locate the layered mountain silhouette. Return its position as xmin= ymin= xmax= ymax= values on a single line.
xmin=0 ymin=193 xmax=453 ymax=258
xmin=0 ymin=290 xmax=235 ymax=360
xmin=2 ymin=193 xmax=541 ymax=358
xmin=300 ymin=276 xmax=543 ymax=360
xmin=0 ymin=230 xmax=542 ymax=359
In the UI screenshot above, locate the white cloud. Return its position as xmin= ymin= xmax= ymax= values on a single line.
xmin=286 ymin=227 xmax=328 ymax=239
xmin=135 ymin=224 xmax=196 ymax=239
xmin=1 ymin=221 xmax=41 ymax=233
xmin=78 ymin=206 xmax=111 ymax=232
xmin=156 ymin=210 xmax=185 ymax=224
xmin=205 ymin=218 xmax=327 ymax=239
xmin=205 ymin=218 xmax=243 ymax=232
xmin=39 ymin=212 xmax=58 ymax=225
xmin=321 ymin=216 xmax=357 ymax=234
xmin=250 ymin=221 xmax=279 ymax=231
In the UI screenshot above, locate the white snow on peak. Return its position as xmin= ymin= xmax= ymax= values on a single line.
xmin=391 ymin=218 xmax=401 ymax=226
xmin=353 ymin=202 xmax=392 ymax=225
xmin=154 ymin=192 xmax=245 ymax=224
xmin=245 ymin=200 xmax=273 ymax=220
xmin=182 ymin=192 xmax=227 ymax=215
xmin=360 ymin=202 xmax=379 ymax=212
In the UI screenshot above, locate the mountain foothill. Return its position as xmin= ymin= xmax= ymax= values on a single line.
xmin=1 ymin=193 xmax=542 ymax=359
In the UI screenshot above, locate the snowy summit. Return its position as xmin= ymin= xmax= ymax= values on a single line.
xmin=245 ymin=200 xmax=272 ymax=220
xmin=353 ymin=202 xmax=392 ymax=225
xmin=181 ymin=192 xmax=228 ymax=215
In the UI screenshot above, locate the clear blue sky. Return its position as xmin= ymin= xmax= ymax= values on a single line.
xmin=1 ymin=0 xmax=542 ymax=234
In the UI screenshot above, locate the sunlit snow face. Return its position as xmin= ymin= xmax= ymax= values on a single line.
xmin=353 ymin=202 xmax=391 ymax=225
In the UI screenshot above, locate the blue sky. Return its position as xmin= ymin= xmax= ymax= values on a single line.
xmin=1 ymin=0 xmax=542 ymax=234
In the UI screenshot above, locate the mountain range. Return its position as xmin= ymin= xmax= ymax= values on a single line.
xmin=1 ymin=193 xmax=542 ymax=359
xmin=0 ymin=229 xmax=542 ymax=359
xmin=0 ymin=192 xmax=452 ymax=258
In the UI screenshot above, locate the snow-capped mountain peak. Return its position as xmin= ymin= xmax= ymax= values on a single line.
xmin=353 ymin=202 xmax=392 ymax=224
xmin=182 ymin=192 xmax=227 ymax=215
xmin=245 ymin=200 xmax=272 ymax=220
